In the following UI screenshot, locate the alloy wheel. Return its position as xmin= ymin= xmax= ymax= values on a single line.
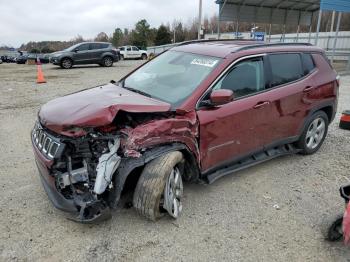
xmin=163 ymin=166 xmax=183 ymax=218
xmin=305 ymin=117 xmax=326 ymax=149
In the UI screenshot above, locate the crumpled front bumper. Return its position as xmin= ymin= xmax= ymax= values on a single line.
xmin=32 ymin=135 xmax=111 ymax=223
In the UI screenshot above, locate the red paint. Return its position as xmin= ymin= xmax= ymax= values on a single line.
xmin=34 ymin=42 xmax=338 ymax=174
xmin=344 ymin=202 xmax=350 ymax=245
xmin=39 ymin=84 xmax=171 ymax=135
xmin=120 ymin=111 xmax=200 ymax=162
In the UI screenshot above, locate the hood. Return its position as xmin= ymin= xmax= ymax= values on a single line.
xmin=39 ymin=83 xmax=171 ymax=134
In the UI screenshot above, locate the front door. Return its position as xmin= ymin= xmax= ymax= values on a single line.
xmin=72 ymin=43 xmax=90 ymax=64
xmin=197 ymin=55 xmax=274 ymax=172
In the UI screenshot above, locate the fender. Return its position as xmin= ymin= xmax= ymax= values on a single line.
xmin=108 ymin=143 xmax=200 ymax=208
xmin=298 ymin=100 xmax=335 ymax=135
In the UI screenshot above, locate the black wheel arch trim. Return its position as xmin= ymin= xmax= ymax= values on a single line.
xmin=299 ymin=101 xmax=335 ymax=135
xmin=108 ymin=143 xmax=200 ymax=208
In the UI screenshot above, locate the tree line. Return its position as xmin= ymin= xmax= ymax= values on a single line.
xmin=5 ymin=11 xmax=350 ymax=53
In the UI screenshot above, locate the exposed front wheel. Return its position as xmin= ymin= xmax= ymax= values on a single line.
xmin=133 ymin=151 xmax=184 ymax=221
xmin=297 ymin=111 xmax=328 ymax=155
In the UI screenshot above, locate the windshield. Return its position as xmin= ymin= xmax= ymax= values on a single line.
xmin=123 ymin=51 xmax=221 ymax=106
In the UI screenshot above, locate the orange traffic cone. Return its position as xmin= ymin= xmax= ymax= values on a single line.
xmin=36 ymin=57 xmax=46 ymax=84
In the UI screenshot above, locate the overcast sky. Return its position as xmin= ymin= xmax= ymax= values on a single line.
xmin=0 ymin=0 xmax=217 ymax=47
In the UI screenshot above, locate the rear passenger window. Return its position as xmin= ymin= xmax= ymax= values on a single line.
xmin=213 ymin=57 xmax=265 ymax=98
xmin=90 ymin=43 xmax=100 ymax=50
xmin=302 ymin=53 xmax=315 ymax=75
xmin=269 ymin=53 xmax=303 ymax=87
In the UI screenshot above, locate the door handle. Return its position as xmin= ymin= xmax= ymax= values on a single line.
xmin=253 ymin=101 xmax=270 ymax=109
xmin=303 ymin=86 xmax=314 ymax=92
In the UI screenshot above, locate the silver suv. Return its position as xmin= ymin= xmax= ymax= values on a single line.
xmin=50 ymin=42 xmax=120 ymax=69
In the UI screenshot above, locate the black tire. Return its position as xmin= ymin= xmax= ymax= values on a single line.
xmin=324 ymin=214 xmax=344 ymax=241
xmin=60 ymin=58 xmax=73 ymax=69
xmin=297 ymin=111 xmax=329 ymax=155
xmin=133 ymin=151 xmax=184 ymax=221
xmin=141 ymin=53 xmax=147 ymax=60
xmin=102 ymin=56 xmax=113 ymax=67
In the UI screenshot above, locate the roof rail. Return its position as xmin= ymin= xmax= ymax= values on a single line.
xmin=176 ymin=39 xmax=257 ymax=46
xmin=234 ymin=42 xmax=313 ymax=52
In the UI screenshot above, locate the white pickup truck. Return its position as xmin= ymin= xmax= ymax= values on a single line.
xmin=119 ymin=46 xmax=148 ymax=60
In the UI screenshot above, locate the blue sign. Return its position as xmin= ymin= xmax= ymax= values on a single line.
xmin=252 ymin=32 xmax=265 ymax=41
xmin=321 ymin=0 xmax=350 ymax=12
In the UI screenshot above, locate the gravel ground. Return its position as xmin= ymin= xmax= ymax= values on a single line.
xmin=0 ymin=62 xmax=349 ymax=262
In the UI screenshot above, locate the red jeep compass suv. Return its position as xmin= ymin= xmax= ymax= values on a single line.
xmin=31 ymin=41 xmax=339 ymax=222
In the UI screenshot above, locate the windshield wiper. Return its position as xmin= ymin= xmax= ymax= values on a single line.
xmin=122 ymin=86 xmax=152 ymax=98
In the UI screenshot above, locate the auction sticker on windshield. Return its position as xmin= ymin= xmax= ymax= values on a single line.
xmin=191 ymin=58 xmax=218 ymax=67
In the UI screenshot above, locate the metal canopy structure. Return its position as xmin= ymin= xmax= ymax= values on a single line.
xmin=216 ymin=0 xmax=320 ymax=26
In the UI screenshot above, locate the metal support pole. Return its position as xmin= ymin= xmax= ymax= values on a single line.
xmin=268 ymin=23 xmax=272 ymax=42
xmin=308 ymin=12 xmax=313 ymax=43
xmin=346 ymin=54 xmax=350 ymax=73
xmin=236 ymin=21 xmax=239 ymax=39
xmin=331 ymin=12 xmax=342 ymax=64
xmin=296 ymin=11 xmax=301 ymax=42
xmin=330 ymin=11 xmax=335 ymax=32
xmin=296 ymin=25 xmax=300 ymax=42
xmin=198 ymin=0 xmax=202 ymax=40
xmin=315 ymin=10 xmax=322 ymax=45
xmin=217 ymin=0 xmax=228 ymax=40
xmin=282 ymin=24 xmax=286 ymax=42
xmin=217 ymin=12 xmax=220 ymax=39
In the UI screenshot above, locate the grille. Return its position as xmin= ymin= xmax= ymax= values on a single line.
xmin=32 ymin=122 xmax=63 ymax=159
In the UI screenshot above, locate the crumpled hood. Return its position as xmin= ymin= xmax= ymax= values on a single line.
xmin=39 ymin=83 xmax=171 ymax=134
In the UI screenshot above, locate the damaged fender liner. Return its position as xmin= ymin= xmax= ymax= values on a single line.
xmin=108 ymin=143 xmax=199 ymax=208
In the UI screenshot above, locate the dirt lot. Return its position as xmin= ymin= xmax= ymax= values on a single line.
xmin=0 ymin=62 xmax=350 ymax=262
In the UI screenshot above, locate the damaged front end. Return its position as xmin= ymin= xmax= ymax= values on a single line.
xmin=32 ymin=121 xmax=122 ymax=223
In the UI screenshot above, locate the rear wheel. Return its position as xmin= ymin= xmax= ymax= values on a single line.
xmin=102 ymin=56 xmax=113 ymax=67
xmin=133 ymin=151 xmax=184 ymax=221
xmin=60 ymin=58 xmax=73 ymax=69
xmin=297 ymin=111 xmax=328 ymax=155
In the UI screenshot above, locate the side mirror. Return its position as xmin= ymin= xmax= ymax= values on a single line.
xmin=209 ymin=89 xmax=234 ymax=106
xmin=74 ymin=49 xmax=79 ymax=53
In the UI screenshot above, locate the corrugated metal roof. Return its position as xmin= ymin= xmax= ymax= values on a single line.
xmin=216 ymin=0 xmax=320 ymax=25
xmin=216 ymin=0 xmax=320 ymax=12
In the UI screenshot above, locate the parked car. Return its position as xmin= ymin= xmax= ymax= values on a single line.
xmin=31 ymin=40 xmax=339 ymax=223
xmin=50 ymin=42 xmax=119 ymax=69
xmin=16 ymin=54 xmax=28 ymax=64
xmin=119 ymin=45 xmax=148 ymax=60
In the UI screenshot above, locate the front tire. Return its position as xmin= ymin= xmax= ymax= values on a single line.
xmin=60 ymin=58 xmax=73 ymax=69
xmin=133 ymin=151 xmax=184 ymax=221
xmin=141 ymin=53 xmax=147 ymax=60
xmin=297 ymin=111 xmax=328 ymax=155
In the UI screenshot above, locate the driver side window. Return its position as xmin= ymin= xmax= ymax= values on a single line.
xmin=213 ymin=57 xmax=265 ymax=99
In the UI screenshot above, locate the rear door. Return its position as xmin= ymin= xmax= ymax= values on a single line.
xmin=89 ymin=43 xmax=101 ymax=62
xmin=262 ymin=52 xmax=316 ymax=145
xmin=197 ymin=55 xmax=274 ymax=172
xmin=132 ymin=46 xmax=141 ymax=58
